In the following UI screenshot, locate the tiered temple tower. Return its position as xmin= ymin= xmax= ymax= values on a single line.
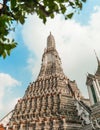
xmin=6 ymin=33 xmax=90 ymax=130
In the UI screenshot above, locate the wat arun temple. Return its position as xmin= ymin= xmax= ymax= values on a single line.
xmin=0 ymin=33 xmax=100 ymax=130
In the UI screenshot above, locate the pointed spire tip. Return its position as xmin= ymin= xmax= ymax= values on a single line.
xmin=94 ymin=50 xmax=100 ymax=65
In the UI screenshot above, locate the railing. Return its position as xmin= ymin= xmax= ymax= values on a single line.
xmin=0 ymin=110 xmax=14 ymax=127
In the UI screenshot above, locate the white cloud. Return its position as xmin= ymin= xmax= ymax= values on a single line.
xmin=22 ymin=6 xmax=100 ymax=98
xmin=0 ymin=73 xmax=21 ymax=119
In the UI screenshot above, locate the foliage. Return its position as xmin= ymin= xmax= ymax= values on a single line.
xmin=0 ymin=0 xmax=86 ymax=58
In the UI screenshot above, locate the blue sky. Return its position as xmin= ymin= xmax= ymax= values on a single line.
xmin=1 ymin=0 xmax=100 ymax=119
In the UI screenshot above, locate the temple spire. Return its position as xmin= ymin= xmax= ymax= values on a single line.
xmin=94 ymin=50 xmax=100 ymax=75
xmin=94 ymin=50 xmax=100 ymax=65
xmin=47 ymin=32 xmax=55 ymax=49
xmin=86 ymin=51 xmax=100 ymax=105
xmin=38 ymin=33 xmax=64 ymax=78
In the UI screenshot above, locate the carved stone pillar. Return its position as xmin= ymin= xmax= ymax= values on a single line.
xmin=13 ymin=125 xmax=18 ymax=130
xmin=19 ymin=124 xmax=24 ymax=130
xmin=6 ymin=125 xmax=9 ymax=130
xmin=28 ymin=125 xmax=33 ymax=130
xmin=62 ymin=118 xmax=67 ymax=130
xmin=53 ymin=119 xmax=57 ymax=130
xmin=20 ymin=123 xmax=26 ymax=130
xmin=35 ymin=121 xmax=39 ymax=130
xmin=44 ymin=120 xmax=50 ymax=130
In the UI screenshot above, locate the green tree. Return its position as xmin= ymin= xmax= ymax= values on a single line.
xmin=0 ymin=0 xmax=86 ymax=58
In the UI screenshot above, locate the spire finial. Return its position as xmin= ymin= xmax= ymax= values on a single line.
xmin=47 ymin=32 xmax=55 ymax=49
xmin=94 ymin=50 xmax=100 ymax=65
